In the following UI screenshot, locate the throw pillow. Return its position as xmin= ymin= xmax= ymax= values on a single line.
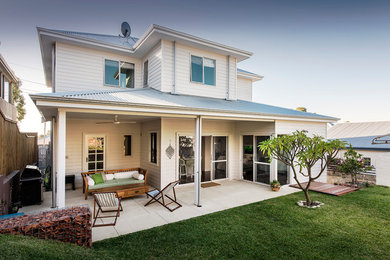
xmin=132 ymin=172 xmax=144 ymax=180
xmin=91 ymin=173 xmax=104 ymax=184
xmin=86 ymin=176 xmax=95 ymax=186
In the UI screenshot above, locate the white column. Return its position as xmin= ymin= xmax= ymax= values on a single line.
xmin=51 ymin=117 xmax=57 ymax=208
xmin=56 ymin=110 xmax=66 ymax=208
xmin=194 ymin=116 xmax=202 ymax=206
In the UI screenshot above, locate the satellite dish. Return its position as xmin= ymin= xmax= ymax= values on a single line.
xmin=121 ymin=22 xmax=131 ymax=38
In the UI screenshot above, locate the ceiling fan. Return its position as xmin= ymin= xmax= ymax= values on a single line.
xmin=96 ymin=115 xmax=136 ymax=125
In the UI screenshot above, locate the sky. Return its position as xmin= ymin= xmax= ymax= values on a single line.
xmin=1 ymin=0 xmax=389 ymax=134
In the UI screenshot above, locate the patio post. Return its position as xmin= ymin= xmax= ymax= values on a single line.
xmin=56 ymin=109 xmax=66 ymax=208
xmin=194 ymin=115 xmax=202 ymax=207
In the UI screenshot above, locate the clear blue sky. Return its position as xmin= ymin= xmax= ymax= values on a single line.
xmin=1 ymin=0 xmax=389 ymax=132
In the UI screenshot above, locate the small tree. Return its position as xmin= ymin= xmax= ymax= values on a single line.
xmin=336 ymin=147 xmax=372 ymax=184
xmin=11 ymin=82 xmax=26 ymax=121
xmin=259 ymin=131 xmax=346 ymax=206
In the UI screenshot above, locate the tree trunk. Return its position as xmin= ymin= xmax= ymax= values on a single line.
xmin=304 ymin=187 xmax=311 ymax=206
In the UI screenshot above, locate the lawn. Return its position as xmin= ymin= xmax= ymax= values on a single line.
xmin=1 ymin=186 xmax=389 ymax=259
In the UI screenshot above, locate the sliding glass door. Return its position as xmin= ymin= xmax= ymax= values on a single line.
xmin=179 ymin=135 xmax=227 ymax=184
xmin=178 ymin=136 xmax=195 ymax=184
xmin=242 ymin=135 xmax=271 ymax=184
xmin=213 ymin=136 xmax=227 ymax=180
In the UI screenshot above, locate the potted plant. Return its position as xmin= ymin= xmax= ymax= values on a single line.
xmin=270 ymin=180 xmax=281 ymax=191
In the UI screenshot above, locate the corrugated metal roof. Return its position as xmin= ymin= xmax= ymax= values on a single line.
xmin=328 ymin=122 xmax=390 ymax=139
xmin=50 ymin=29 xmax=139 ymax=48
xmin=330 ymin=136 xmax=390 ymax=151
xmin=32 ymin=88 xmax=337 ymax=121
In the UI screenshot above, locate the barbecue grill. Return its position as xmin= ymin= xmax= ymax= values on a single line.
xmin=20 ymin=165 xmax=43 ymax=206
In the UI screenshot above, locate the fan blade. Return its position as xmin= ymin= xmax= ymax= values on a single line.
xmin=96 ymin=122 xmax=114 ymax=124
xmin=119 ymin=121 xmax=137 ymax=124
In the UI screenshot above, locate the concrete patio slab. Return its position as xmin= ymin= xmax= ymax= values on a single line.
xmin=20 ymin=180 xmax=298 ymax=242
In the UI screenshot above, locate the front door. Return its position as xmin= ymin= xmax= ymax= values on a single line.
xmin=84 ymin=135 xmax=106 ymax=172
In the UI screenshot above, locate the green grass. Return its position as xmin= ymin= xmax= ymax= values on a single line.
xmin=1 ymin=186 xmax=390 ymax=259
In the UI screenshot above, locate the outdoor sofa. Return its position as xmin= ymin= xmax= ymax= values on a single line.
xmin=81 ymin=168 xmax=148 ymax=200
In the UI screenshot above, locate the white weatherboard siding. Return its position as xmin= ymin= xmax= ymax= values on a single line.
xmin=143 ymin=42 xmax=162 ymax=90
xmin=65 ymin=119 xmax=141 ymax=188
xmin=336 ymin=150 xmax=390 ymax=187
xmin=55 ymin=42 xmax=143 ymax=92
xmin=228 ymin=56 xmax=237 ymax=100
xmin=275 ymin=120 xmax=328 ymax=184
xmin=237 ymin=78 xmax=253 ymax=101
xmin=140 ymin=119 xmax=161 ymax=189
xmin=161 ymin=40 xmax=174 ymax=92
xmin=173 ymin=43 xmax=233 ymax=99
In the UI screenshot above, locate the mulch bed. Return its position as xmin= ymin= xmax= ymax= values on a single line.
xmin=0 ymin=205 xmax=92 ymax=247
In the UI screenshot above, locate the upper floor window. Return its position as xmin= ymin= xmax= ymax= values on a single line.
xmin=104 ymin=59 xmax=134 ymax=88
xmin=3 ymin=77 xmax=10 ymax=103
xmin=190 ymin=55 xmax=216 ymax=86
xmin=143 ymin=60 xmax=148 ymax=88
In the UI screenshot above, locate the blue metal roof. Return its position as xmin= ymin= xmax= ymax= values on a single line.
xmin=31 ymin=88 xmax=337 ymax=121
xmin=51 ymin=29 xmax=139 ymax=48
xmin=331 ymin=136 xmax=390 ymax=151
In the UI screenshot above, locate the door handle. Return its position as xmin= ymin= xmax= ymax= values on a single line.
xmin=86 ymin=157 xmax=88 ymax=162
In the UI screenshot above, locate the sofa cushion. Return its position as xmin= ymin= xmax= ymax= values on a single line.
xmin=105 ymin=173 xmax=114 ymax=181
xmin=89 ymin=178 xmax=144 ymax=190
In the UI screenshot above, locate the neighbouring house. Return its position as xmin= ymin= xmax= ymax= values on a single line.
xmin=31 ymin=23 xmax=338 ymax=208
xmin=328 ymin=121 xmax=390 ymax=187
xmin=0 ymin=54 xmax=37 ymax=215
xmin=0 ymin=54 xmax=19 ymax=121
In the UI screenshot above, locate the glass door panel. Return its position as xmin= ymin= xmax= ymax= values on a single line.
xmin=212 ymin=136 xmax=227 ymax=179
xmin=277 ymin=161 xmax=289 ymax=185
xmin=179 ymin=136 xmax=195 ymax=184
xmin=255 ymin=136 xmax=270 ymax=163
xmin=242 ymin=135 xmax=254 ymax=181
xmin=256 ymin=164 xmax=270 ymax=184
xmin=86 ymin=136 xmax=105 ymax=172
xmin=255 ymin=136 xmax=270 ymax=184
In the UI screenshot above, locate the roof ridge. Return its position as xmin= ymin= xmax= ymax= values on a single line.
xmin=50 ymin=28 xmax=137 ymax=39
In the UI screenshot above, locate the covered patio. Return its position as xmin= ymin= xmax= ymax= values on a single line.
xmin=21 ymin=180 xmax=297 ymax=242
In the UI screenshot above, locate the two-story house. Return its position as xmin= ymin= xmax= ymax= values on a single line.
xmin=31 ymin=24 xmax=338 ymax=208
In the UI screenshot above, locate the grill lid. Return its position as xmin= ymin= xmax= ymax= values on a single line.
xmin=21 ymin=165 xmax=42 ymax=180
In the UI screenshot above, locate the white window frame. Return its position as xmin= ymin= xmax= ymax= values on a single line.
xmin=190 ymin=55 xmax=216 ymax=86
xmin=104 ymin=59 xmax=135 ymax=88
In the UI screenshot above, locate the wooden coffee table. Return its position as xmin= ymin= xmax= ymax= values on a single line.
xmin=116 ymin=184 xmax=149 ymax=199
